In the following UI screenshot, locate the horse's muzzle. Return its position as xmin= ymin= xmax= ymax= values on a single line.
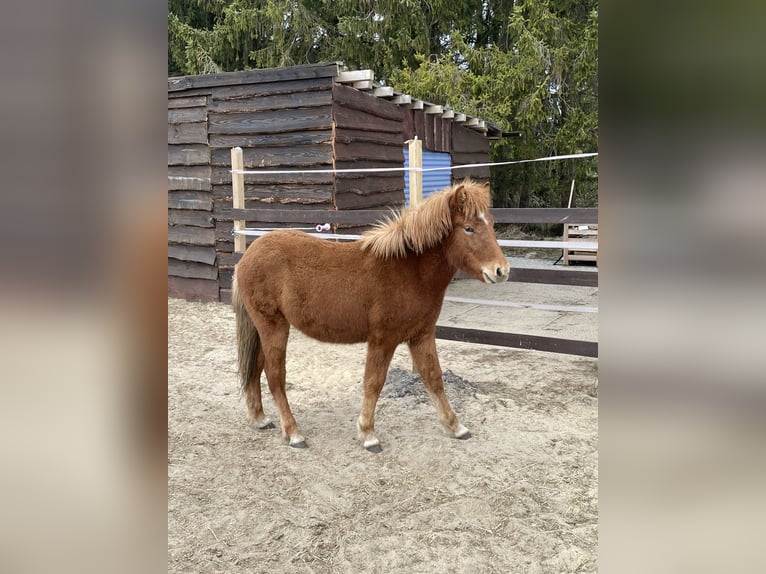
xmin=482 ymin=264 xmax=510 ymax=284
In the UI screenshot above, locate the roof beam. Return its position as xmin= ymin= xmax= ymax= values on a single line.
xmin=335 ymin=69 xmax=374 ymax=83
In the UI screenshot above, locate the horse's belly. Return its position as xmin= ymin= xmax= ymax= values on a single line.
xmin=292 ymin=315 xmax=368 ymax=344
xmin=284 ymin=303 xmax=369 ymax=344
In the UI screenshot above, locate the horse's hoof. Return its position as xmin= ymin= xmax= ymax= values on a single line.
xmin=364 ymin=443 xmax=383 ymax=453
xmin=258 ymin=421 xmax=276 ymax=430
xmin=289 ymin=439 xmax=308 ymax=449
xmin=455 ymin=426 xmax=471 ymax=440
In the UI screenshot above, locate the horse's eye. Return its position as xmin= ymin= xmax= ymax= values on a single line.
xmin=464 ymin=226 xmax=474 ymax=233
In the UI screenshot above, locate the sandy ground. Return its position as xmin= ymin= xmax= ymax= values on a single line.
xmin=168 ymin=268 xmax=598 ymax=573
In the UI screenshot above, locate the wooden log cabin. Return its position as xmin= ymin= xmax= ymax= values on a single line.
xmin=168 ymin=62 xmax=515 ymax=302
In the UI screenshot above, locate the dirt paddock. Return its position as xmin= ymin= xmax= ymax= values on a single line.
xmin=168 ymin=279 xmax=598 ymax=573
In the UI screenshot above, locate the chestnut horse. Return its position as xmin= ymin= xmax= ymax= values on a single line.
xmin=232 ymin=179 xmax=509 ymax=452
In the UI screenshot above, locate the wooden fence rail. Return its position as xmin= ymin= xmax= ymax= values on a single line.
xmin=218 ymin=207 xmax=598 ymax=226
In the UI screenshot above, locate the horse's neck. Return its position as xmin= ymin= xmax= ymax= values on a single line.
xmin=411 ymin=245 xmax=456 ymax=293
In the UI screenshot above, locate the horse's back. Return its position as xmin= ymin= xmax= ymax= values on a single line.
xmin=236 ymin=230 xmax=376 ymax=343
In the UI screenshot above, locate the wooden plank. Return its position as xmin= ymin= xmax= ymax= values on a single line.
xmin=168 ymin=87 xmax=212 ymax=98
xmin=167 ymin=165 xmax=211 ymax=191
xmin=168 ymin=191 xmax=213 ymax=211
xmin=208 ymin=106 xmax=332 ymax=135
xmin=335 ymin=189 xmax=405 ymax=210
xmin=402 ymin=108 xmax=415 ymax=140
xmin=168 ymin=244 xmax=217 ymax=265
xmin=168 ymin=122 xmax=207 ymax=145
xmin=435 ymin=326 xmax=598 ymax=357
xmin=209 ymin=130 xmax=333 ymax=148
xmin=168 ymin=209 xmax=214 ymax=227
xmin=452 ymin=162 xmax=490 ymax=179
xmin=168 ymin=259 xmax=218 ymax=281
xmin=334 ymin=175 xmax=404 ymax=195
xmin=207 ymin=89 xmax=332 ymax=113
xmin=424 ymin=113 xmax=435 ymax=150
xmin=565 ymin=253 xmax=598 ymax=262
xmin=168 ymin=63 xmax=340 ymax=92
xmin=168 ymin=276 xmax=219 ymax=302
xmin=214 ymin=207 xmax=597 ymax=229
xmin=217 ymin=251 xmax=243 ymax=268
xmin=408 ymin=137 xmax=423 ymax=208
xmin=332 ymin=106 xmax=404 ymax=134
xmin=219 ymin=289 xmax=233 ymax=305
xmin=490 ymin=208 xmax=598 ymax=224
xmin=334 ymin=141 xmax=404 ymax=163
xmin=373 ymin=86 xmax=394 ymax=97
xmin=507 ymin=267 xmax=598 ymax=287
xmin=168 ymin=144 xmax=210 ymax=166
xmin=352 ymin=80 xmax=373 ymax=90
xmin=168 ymin=95 xmax=208 ymax=109
xmin=215 ymin=197 xmax=334 ymax=215
xmin=218 ymin=208 xmax=392 ymax=225
xmin=218 ymin=267 xmax=234 ymax=290
xmin=212 ymin=167 xmax=334 ymax=186
xmin=231 ymin=147 xmax=247 ymax=254
xmin=452 ymin=123 xmax=490 ymax=153
xmin=452 ymin=151 xmax=492 ymax=165
xmin=335 ymin=69 xmax=374 ymax=83
xmin=413 ymin=111 xmax=425 ymax=141
xmin=211 ymin=144 xmax=333 ymax=168
xmin=168 ymin=225 xmax=215 ymax=246
xmin=334 ymin=128 xmax=404 ymax=146
xmin=333 ymin=84 xmax=404 ymax=121
xmin=214 ymin=183 xmax=334 ymax=203
xmin=168 ymin=107 xmax=206 ymax=124
xmin=210 ymin=77 xmax=333 ymax=100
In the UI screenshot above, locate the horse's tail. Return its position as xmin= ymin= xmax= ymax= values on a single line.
xmin=232 ymin=272 xmax=260 ymax=393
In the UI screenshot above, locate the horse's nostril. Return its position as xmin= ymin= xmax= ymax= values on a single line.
xmin=496 ymin=267 xmax=504 ymax=277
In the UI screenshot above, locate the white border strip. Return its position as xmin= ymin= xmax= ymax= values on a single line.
xmin=232 ymin=152 xmax=598 ymax=175
xmin=234 ymin=229 xmax=597 ymax=250
xmin=444 ymin=296 xmax=598 ymax=314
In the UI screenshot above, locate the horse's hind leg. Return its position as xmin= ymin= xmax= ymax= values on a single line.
xmin=357 ymin=340 xmax=397 ymax=452
xmin=408 ymin=334 xmax=470 ymax=440
xmin=245 ymin=347 xmax=275 ymax=430
xmin=258 ymin=317 xmax=306 ymax=448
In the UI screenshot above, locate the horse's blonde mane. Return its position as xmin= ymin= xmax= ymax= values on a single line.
xmin=360 ymin=179 xmax=491 ymax=259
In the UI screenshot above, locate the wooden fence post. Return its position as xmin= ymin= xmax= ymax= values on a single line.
xmin=408 ymin=137 xmax=423 ymax=208
xmin=231 ymin=147 xmax=247 ymax=254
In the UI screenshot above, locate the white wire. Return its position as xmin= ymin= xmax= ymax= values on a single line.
xmin=231 ymin=152 xmax=598 ymax=175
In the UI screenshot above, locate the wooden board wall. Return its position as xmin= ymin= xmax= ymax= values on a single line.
xmin=168 ymin=64 xmax=497 ymax=302
xmin=451 ymin=123 xmax=491 ymax=182
xmin=167 ymin=92 xmax=217 ymax=301
xmin=208 ymin=72 xmax=338 ymax=296
xmin=332 ymin=84 xmax=405 ymax=214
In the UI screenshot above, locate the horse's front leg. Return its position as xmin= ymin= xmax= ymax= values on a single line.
xmin=408 ymin=333 xmax=470 ymax=440
xmin=357 ymin=340 xmax=397 ymax=452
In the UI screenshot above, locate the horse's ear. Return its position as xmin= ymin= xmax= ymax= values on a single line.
xmin=482 ymin=181 xmax=490 ymax=190
xmin=450 ymin=184 xmax=467 ymax=212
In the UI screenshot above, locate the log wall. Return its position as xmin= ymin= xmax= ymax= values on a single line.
xmin=332 ymin=84 xmax=406 ymax=216
xmin=167 ymin=92 xmax=217 ymax=301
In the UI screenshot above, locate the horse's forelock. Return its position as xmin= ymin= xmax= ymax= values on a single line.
xmin=361 ymin=179 xmax=490 ymax=259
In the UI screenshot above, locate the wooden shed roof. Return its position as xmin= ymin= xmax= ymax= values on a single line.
xmin=168 ymin=62 xmax=517 ymax=140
